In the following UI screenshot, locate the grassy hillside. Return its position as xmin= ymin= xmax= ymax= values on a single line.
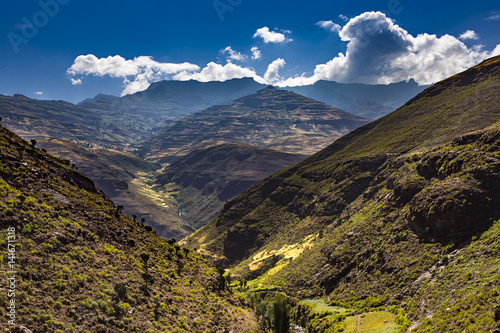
xmin=0 ymin=124 xmax=260 ymax=332
xmin=183 ymin=56 xmax=500 ymax=332
xmin=140 ymin=86 xmax=371 ymax=162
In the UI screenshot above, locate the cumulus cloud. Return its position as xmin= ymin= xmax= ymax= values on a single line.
xmin=339 ymin=14 xmax=349 ymax=22
xmin=316 ymin=20 xmax=342 ymax=33
xmin=34 ymin=91 xmax=43 ymax=95
xmin=278 ymin=11 xmax=500 ymax=87
xmin=251 ymin=46 xmax=262 ymax=60
xmin=220 ymin=46 xmax=247 ymax=62
xmin=173 ymin=62 xmax=264 ymax=83
xmin=253 ymin=27 xmax=292 ymax=44
xmin=67 ymin=55 xmax=200 ymax=95
xmin=67 ymin=13 xmax=500 ymax=94
xmin=263 ymin=58 xmax=286 ymax=83
xmin=459 ymin=30 xmax=478 ymax=40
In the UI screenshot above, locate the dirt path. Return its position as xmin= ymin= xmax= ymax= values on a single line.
xmin=356 ymin=314 xmax=361 ymax=333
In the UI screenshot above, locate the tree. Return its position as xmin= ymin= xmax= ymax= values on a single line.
xmin=132 ymin=214 xmax=137 ymax=221
xmin=18 ymin=194 xmax=26 ymax=207
xmin=30 ymin=139 xmax=37 ymax=147
xmin=272 ymin=294 xmax=290 ymax=333
xmin=114 ymin=283 xmax=128 ymax=300
xmin=115 ymin=205 xmax=123 ymax=216
xmin=140 ymin=253 xmax=150 ymax=266
xmin=140 ymin=253 xmax=152 ymax=293
xmin=141 ymin=218 xmax=145 ymax=224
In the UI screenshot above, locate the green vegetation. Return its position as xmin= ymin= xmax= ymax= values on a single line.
xmin=0 ymin=125 xmax=260 ymax=332
xmin=185 ymin=56 xmax=500 ymax=332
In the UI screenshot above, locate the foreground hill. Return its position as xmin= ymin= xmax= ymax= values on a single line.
xmin=141 ymin=86 xmax=371 ymax=161
xmin=156 ymin=143 xmax=307 ymax=230
xmin=0 ymin=125 xmax=260 ymax=332
xmin=183 ymin=56 xmax=500 ymax=331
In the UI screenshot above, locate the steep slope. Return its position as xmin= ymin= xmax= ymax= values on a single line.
xmin=156 ymin=143 xmax=307 ymax=230
xmin=141 ymin=86 xmax=371 ymax=161
xmin=0 ymin=125 xmax=260 ymax=332
xmin=36 ymin=138 xmax=191 ymax=239
xmin=0 ymin=94 xmax=135 ymax=149
xmin=182 ymin=56 xmax=500 ymax=331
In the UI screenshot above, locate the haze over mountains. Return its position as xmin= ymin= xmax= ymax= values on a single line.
xmin=80 ymin=78 xmax=427 ymax=130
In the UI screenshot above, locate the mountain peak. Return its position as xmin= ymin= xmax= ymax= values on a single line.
xmin=141 ymin=88 xmax=371 ymax=160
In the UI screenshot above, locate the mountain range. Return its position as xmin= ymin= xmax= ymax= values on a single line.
xmin=80 ymin=78 xmax=427 ymax=131
xmin=286 ymin=79 xmax=428 ymax=119
xmin=182 ymin=55 xmax=500 ymax=332
xmin=0 ymin=94 xmax=136 ymax=149
xmin=140 ymin=86 xmax=371 ymax=161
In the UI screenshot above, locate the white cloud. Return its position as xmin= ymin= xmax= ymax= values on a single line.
xmin=263 ymin=58 xmax=286 ymax=83
xmin=253 ymin=27 xmax=292 ymax=44
xmin=251 ymin=46 xmax=262 ymax=60
xmin=278 ymin=11 xmax=500 ymax=87
xmin=459 ymin=30 xmax=478 ymax=41
xmin=316 ymin=20 xmax=342 ymax=33
xmin=67 ymin=55 xmax=200 ymax=96
xmin=220 ymin=46 xmax=247 ymax=62
xmin=173 ymin=59 xmax=289 ymax=85
xmin=486 ymin=12 xmax=500 ymax=21
xmin=34 ymin=91 xmax=43 ymax=95
xmin=67 ymin=13 xmax=500 ymax=94
xmin=173 ymin=62 xmax=264 ymax=84
xmin=339 ymin=14 xmax=349 ymax=22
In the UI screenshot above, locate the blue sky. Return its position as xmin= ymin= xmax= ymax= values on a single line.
xmin=1 ymin=0 xmax=499 ymax=103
